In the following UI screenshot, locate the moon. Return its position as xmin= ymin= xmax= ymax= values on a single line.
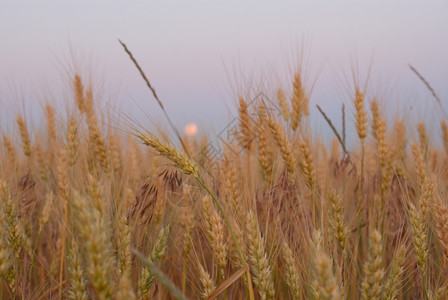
xmin=184 ymin=123 xmax=198 ymax=136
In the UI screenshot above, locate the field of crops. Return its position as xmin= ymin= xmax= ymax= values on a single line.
xmin=1 ymin=60 xmax=447 ymax=299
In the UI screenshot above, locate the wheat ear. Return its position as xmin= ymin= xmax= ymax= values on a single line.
xmin=246 ymin=210 xmax=275 ymax=299
xmin=282 ymin=241 xmax=301 ymax=298
xmin=277 ymin=88 xmax=290 ymax=121
xmin=383 ymin=245 xmax=406 ymax=300
xmin=198 ymin=263 xmax=216 ymax=299
xmin=17 ymin=114 xmax=31 ymax=158
xmin=361 ymin=229 xmax=384 ymax=300
xmin=67 ymin=237 xmax=88 ymax=300
xmin=71 ymin=191 xmax=116 ymax=299
xmin=138 ymin=226 xmax=170 ymax=298
xmin=267 ymin=117 xmax=296 ymax=185
xmin=137 ymin=132 xmax=198 ymax=176
xmin=311 ymin=230 xmax=341 ymax=300
xmin=328 ymin=191 xmax=349 ymax=253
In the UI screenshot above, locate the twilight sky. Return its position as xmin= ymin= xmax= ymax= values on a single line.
xmin=1 ymin=1 xmax=447 ymax=138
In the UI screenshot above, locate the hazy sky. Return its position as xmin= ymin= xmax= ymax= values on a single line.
xmin=1 ymin=1 xmax=447 ymax=137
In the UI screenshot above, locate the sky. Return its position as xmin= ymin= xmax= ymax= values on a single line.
xmin=1 ymin=1 xmax=447 ymax=139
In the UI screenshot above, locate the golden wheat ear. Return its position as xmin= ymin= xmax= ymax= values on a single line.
xmin=136 ymin=131 xmax=198 ymax=177
xmin=246 ymin=210 xmax=275 ymax=299
xmin=282 ymin=241 xmax=301 ymax=298
xmin=17 ymin=114 xmax=31 ymax=158
xmin=310 ymin=230 xmax=342 ymax=300
xmin=383 ymin=245 xmax=406 ymax=300
xmin=361 ymin=229 xmax=384 ymax=300
xmin=266 ymin=116 xmax=296 ymax=185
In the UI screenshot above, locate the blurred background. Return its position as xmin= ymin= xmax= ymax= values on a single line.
xmin=1 ymin=1 xmax=447 ymax=140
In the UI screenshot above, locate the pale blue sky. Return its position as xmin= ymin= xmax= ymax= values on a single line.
xmin=1 ymin=1 xmax=447 ymax=137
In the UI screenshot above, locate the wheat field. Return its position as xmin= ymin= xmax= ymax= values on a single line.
xmin=1 ymin=64 xmax=447 ymax=300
